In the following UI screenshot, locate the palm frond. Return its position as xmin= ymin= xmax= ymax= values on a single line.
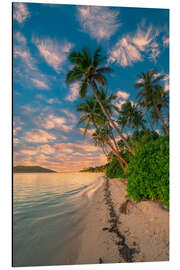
xmin=79 ymin=79 xmax=88 ymax=98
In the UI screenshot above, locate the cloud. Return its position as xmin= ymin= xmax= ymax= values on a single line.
xmin=13 ymin=126 xmax=22 ymax=136
xmin=20 ymin=144 xmax=55 ymax=155
xmin=65 ymin=82 xmax=80 ymax=102
xmin=32 ymin=37 xmax=73 ymax=72
xmin=61 ymin=109 xmax=77 ymax=123
xmin=14 ymin=32 xmax=49 ymax=89
xmin=23 ymin=129 xmax=56 ymax=143
xmin=108 ymin=37 xmax=142 ymax=67
xmin=14 ymin=139 xmax=106 ymax=172
xmin=79 ymin=128 xmax=96 ymax=137
xmin=54 ymin=141 xmax=100 ymax=153
xmin=108 ymin=22 xmax=161 ymax=67
xmin=21 ymin=105 xmax=38 ymax=114
xmin=31 ymin=78 xmax=49 ymax=89
xmin=15 ymin=32 xmax=26 ymax=45
xmin=113 ymin=89 xmax=130 ymax=111
xmin=46 ymin=98 xmax=61 ymax=104
xmin=37 ymin=114 xmax=73 ymax=132
xmin=13 ymin=3 xmax=30 ymax=24
xmin=13 ymin=138 xmax=19 ymax=144
xmin=163 ymin=74 xmax=169 ymax=92
xmin=116 ymin=90 xmax=130 ymax=100
xmin=77 ymin=6 xmax=120 ymax=41
xmin=13 ymin=116 xmax=24 ymax=127
xmin=163 ymin=36 xmax=169 ymax=47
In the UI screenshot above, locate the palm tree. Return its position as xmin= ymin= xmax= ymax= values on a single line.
xmin=135 ymin=69 xmax=169 ymax=135
xmin=92 ymin=127 xmax=128 ymax=172
xmin=66 ymin=47 xmax=134 ymax=154
xmin=77 ymin=97 xmax=128 ymax=170
xmin=117 ymin=101 xmax=146 ymax=131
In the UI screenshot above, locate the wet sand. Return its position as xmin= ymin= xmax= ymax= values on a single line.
xmin=76 ymin=177 xmax=169 ymax=264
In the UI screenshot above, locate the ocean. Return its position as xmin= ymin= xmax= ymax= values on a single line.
xmin=13 ymin=172 xmax=104 ymax=267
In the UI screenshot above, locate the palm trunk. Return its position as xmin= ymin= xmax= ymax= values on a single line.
xmin=109 ymin=127 xmax=126 ymax=169
xmin=92 ymin=117 xmax=128 ymax=171
xmin=105 ymin=138 xmax=128 ymax=173
xmin=154 ymin=104 xmax=169 ymax=135
xmin=146 ymin=110 xmax=154 ymax=132
xmin=111 ymin=130 xmax=124 ymax=168
xmin=90 ymin=83 xmax=135 ymax=155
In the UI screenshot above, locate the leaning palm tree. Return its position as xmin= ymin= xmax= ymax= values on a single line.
xmin=92 ymin=128 xmax=127 ymax=173
xmin=77 ymin=97 xmax=128 ymax=170
xmin=66 ymin=47 xmax=134 ymax=154
xmin=117 ymin=101 xmax=146 ymax=131
xmin=135 ymin=69 xmax=169 ymax=135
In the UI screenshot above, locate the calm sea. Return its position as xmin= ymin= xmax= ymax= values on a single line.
xmin=13 ymin=172 xmax=104 ymax=267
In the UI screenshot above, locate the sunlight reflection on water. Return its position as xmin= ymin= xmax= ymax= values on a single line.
xmin=13 ymin=172 xmax=104 ymax=267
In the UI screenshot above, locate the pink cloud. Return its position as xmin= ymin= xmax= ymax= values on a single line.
xmin=13 ymin=3 xmax=30 ymax=24
xmin=31 ymin=78 xmax=49 ymax=90
xmin=116 ymin=90 xmax=130 ymax=100
xmin=163 ymin=36 xmax=169 ymax=47
xmin=23 ymin=129 xmax=56 ymax=143
xmin=65 ymin=82 xmax=80 ymax=102
xmin=37 ymin=114 xmax=73 ymax=132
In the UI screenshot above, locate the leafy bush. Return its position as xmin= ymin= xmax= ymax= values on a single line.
xmin=106 ymin=155 xmax=127 ymax=178
xmin=126 ymin=136 xmax=169 ymax=208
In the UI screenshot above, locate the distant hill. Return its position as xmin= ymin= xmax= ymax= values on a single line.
xmin=13 ymin=166 xmax=56 ymax=173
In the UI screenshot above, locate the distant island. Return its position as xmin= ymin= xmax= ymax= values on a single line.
xmin=13 ymin=166 xmax=56 ymax=173
xmin=80 ymin=164 xmax=106 ymax=173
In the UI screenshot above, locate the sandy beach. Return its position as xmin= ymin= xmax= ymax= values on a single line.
xmin=76 ymin=176 xmax=169 ymax=264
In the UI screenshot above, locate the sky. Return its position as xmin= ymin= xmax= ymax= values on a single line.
xmin=13 ymin=2 xmax=169 ymax=172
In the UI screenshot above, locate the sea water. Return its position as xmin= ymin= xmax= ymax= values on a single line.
xmin=13 ymin=172 xmax=104 ymax=267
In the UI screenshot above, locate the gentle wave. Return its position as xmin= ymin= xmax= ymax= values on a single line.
xmin=13 ymin=172 xmax=104 ymax=267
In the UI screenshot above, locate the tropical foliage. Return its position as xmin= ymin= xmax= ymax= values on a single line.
xmin=126 ymin=136 xmax=169 ymax=208
xmin=66 ymin=47 xmax=169 ymax=208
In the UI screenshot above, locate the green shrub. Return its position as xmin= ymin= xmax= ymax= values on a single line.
xmin=106 ymin=155 xmax=127 ymax=178
xmin=126 ymin=136 xmax=169 ymax=208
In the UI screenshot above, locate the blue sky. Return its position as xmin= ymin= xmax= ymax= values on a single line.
xmin=13 ymin=2 xmax=169 ymax=172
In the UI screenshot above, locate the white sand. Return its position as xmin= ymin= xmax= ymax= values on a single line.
xmin=75 ymin=177 xmax=169 ymax=264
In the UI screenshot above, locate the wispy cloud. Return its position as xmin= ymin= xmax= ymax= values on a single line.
xmin=77 ymin=6 xmax=120 ymax=42
xmin=61 ymin=109 xmax=77 ymax=123
xmin=31 ymin=78 xmax=49 ymax=89
xmin=65 ymin=82 xmax=80 ymax=102
xmin=108 ymin=22 xmax=161 ymax=67
xmin=32 ymin=37 xmax=73 ymax=72
xmin=13 ymin=3 xmax=30 ymax=24
xmin=14 ymin=32 xmax=49 ymax=89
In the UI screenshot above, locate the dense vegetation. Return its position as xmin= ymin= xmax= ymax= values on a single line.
xmin=66 ymin=47 xmax=169 ymax=209
xmin=126 ymin=136 xmax=169 ymax=208
xmin=13 ymin=166 xmax=56 ymax=173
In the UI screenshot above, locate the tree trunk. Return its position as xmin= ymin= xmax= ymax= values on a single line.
xmin=154 ymin=104 xmax=169 ymax=135
xmin=109 ymin=127 xmax=125 ymax=169
xmin=90 ymin=83 xmax=135 ymax=155
xmin=92 ymin=117 xmax=128 ymax=171
xmin=110 ymin=133 xmax=125 ymax=170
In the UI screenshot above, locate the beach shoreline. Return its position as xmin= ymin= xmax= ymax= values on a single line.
xmin=75 ymin=176 xmax=169 ymax=264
